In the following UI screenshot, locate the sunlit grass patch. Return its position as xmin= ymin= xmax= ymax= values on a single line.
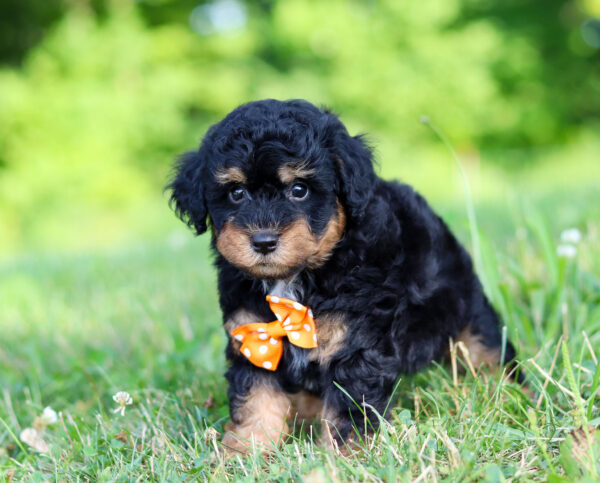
xmin=0 ymin=209 xmax=599 ymax=479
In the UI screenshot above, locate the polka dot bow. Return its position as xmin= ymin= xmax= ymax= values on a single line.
xmin=231 ymin=295 xmax=318 ymax=371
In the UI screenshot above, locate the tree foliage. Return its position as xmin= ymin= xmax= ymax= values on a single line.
xmin=0 ymin=0 xmax=598 ymax=253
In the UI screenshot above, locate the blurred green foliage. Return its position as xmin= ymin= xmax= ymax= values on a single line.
xmin=0 ymin=0 xmax=599 ymax=255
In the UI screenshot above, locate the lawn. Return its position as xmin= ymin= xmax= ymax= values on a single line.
xmin=1 ymin=162 xmax=600 ymax=481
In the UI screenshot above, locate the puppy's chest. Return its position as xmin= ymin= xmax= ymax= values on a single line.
xmin=226 ymin=279 xmax=349 ymax=389
xmin=266 ymin=279 xmax=311 ymax=381
xmin=266 ymin=280 xmax=349 ymax=388
xmin=281 ymin=316 xmax=348 ymax=392
xmin=264 ymin=279 xmax=303 ymax=301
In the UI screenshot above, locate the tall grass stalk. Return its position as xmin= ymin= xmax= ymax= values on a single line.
xmin=420 ymin=116 xmax=487 ymax=296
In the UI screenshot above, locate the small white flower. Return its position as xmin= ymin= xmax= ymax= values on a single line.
xmin=40 ymin=406 xmax=58 ymax=426
xmin=112 ymin=391 xmax=133 ymax=416
xmin=560 ymin=228 xmax=582 ymax=244
xmin=557 ymin=244 xmax=577 ymax=258
xmin=33 ymin=406 xmax=59 ymax=431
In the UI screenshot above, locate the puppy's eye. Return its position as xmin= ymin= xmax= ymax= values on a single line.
xmin=289 ymin=182 xmax=309 ymax=200
xmin=229 ymin=187 xmax=246 ymax=204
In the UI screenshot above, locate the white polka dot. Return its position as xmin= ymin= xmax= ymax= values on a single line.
xmin=275 ymin=314 xmax=282 ymax=321
xmin=293 ymin=302 xmax=303 ymax=311
xmin=290 ymin=331 xmax=300 ymax=340
xmin=313 ymin=334 xmax=317 ymax=342
xmin=283 ymin=317 xmax=291 ymax=326
xmin=284 ymin=326 xmax=292 ymax=331
xmin=303 ymin=324 xmax=311 ymax=332
xmin=270 ymin=296 xmax=280 ymax=303
xmin=234 ymin=334 xmax=244 ymax=341
xmin=259 ymin=345 xmax=268 ymax=354
xmin=257 ymin=328 xmax=266 ymax=333
xmin=258 ymin=333 xmax=268 ymax=340
xmin=243 ymin=348 xmax=251 ymax=358
xmin=270 ymin=337 xmax=278 ymax=345
xmin=308 ymin=309 xmax=313 ymax=318
xmin=263 ymin=361 xmax=273 ymax=369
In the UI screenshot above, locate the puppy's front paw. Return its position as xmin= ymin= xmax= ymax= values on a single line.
xmin=219 ymin=429 xmax=253 ymax=456
xmin=219 ymin=379 xmax=292 ymax=458
xmin=209 ymin=429 xmax=254 ymax=464
xmin=216 ymin=421 xmax=287 ymax=459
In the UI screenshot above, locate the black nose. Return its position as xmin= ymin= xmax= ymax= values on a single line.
xmin=251 ymin=230 xmax=279 ymax=254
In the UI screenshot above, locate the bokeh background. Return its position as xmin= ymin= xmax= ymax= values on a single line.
xmin=1 ymin=0 xmax=599 ymax=257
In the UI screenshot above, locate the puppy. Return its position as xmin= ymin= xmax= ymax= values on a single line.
xmin=168 ymin=99 xmax=519 ymax=454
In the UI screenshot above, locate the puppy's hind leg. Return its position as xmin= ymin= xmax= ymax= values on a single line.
xmin=458 ymin=294 xmax=522 ymax=382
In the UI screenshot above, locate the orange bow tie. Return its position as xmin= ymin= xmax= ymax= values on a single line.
xmin=231 ymin=295 xmax=318 ymax=371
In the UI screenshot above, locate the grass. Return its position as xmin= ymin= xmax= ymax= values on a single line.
xmin=1 ymin=161 xmax=600 ymax=480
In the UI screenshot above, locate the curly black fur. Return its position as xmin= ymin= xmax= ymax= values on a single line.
xmin=168 ymin=99 xmax=520 ymax=446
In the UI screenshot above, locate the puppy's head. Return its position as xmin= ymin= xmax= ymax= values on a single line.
xmin=168 ymin=99 xmax=376 ymax=280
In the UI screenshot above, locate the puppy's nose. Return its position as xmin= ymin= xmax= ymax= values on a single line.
xmin=251 ymin=230 xmax=279 ymax=254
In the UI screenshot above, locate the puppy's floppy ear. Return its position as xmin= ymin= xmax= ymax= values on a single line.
xmin=326 ymin=115 xmax=376 ymax=222
xmin=167 ymin=150 xmax=208 ymax=235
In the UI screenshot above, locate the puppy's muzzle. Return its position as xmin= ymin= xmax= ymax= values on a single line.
xmin=251 ymin=230 xmax=279 ymax=255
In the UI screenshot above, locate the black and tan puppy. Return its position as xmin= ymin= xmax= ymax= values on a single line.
xmin=168 ymin=99 xmax=519 ymax=453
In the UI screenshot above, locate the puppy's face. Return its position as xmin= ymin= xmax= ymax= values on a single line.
xmin=208 ymin=155 xmax=345 ymax=280
xmin=169 ymin=99 xmax=376 ymax=280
